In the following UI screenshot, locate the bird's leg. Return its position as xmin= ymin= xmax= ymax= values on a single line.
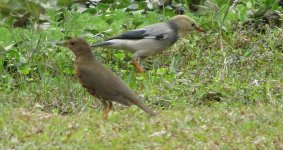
xmin=102 ymin=101 xmax=112 ymax=121
xmin=102 ymin=101 xmax=109 ymax=121
xmin=106 ymin=101 xmax=112 ymax=117
xmin=109 ymin=101 xmax=113 ymax=111
xmin=132 ymin=58 xmax=143 ymax=73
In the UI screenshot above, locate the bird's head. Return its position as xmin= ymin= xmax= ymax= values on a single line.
xmin=170 ymin=15 xmax=205 ymax=35
xmin=56 ymin=37 xmax=91 ymax=56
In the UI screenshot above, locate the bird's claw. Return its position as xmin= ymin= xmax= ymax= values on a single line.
xmin=132 ymin=60 xmax=144 ymax=73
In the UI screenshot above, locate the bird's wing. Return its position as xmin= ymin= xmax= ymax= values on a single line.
xmin=79 ymin=63 xmax=138 ymax=106
xmin=108 ymin=23 xmax=171 ymax=40
xmin=109 ymin=29 xmax=149 ymax=40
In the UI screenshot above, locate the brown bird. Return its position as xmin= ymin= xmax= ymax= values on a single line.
xmin=91 ymin=15 xmax=205 ymax=73
xmin=56 ymin=37 xmax=156 ymax=120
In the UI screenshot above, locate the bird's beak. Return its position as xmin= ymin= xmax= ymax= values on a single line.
xmin=195 ymin=25 xmax=205 ymax=33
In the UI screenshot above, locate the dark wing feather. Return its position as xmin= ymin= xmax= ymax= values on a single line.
xmin=107 ymin=22 xmax=171 ymax=40
xmin=108 ymin=30 xmax=149 ymax=40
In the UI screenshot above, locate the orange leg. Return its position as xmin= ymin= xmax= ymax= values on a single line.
xmin=132 ymin=59 xmax=143 ymax=73
xmin=102 ymin=101 xmax=112 ymax=121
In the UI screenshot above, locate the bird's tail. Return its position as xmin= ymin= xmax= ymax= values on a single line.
xmin=91 ymin=41 xmax=112 ymax=48
xmin=134 ymin=100 xmax=157 ymax=117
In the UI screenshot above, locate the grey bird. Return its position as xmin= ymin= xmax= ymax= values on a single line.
xmin=56 ymin=37 xmax=156 ymax=120
xmin=91 ymin=15 xmax=205 ymax=73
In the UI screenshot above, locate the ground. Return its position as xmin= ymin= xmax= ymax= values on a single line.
xmin=0 ymin=0 xmax=283 ymax=149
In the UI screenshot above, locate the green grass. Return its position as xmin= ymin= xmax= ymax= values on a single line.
xmin=1 ymin=103 xmax=283 ymax=149
xmin=1 ymin=0 xmax=283 ymax=149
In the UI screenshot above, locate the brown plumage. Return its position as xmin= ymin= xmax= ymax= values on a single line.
xmin=91 ymin=15 xmax=205 ymax=73
xmin=56 ymin=37 xmax=156 ymax=120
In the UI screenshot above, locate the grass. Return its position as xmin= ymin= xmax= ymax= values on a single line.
xmin=1 ymin=0 xmax=283 ymax=149
xmin=1 ymin=103 xmax=283 ymax=149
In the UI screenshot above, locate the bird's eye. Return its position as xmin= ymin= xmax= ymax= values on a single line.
xmin=192 ymin=23 xmax=195 ymax=27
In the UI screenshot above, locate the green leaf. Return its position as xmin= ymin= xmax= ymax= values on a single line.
xmin=114 ymin=53 xmax=125 ymax=60
xmin=57 ymin=0 xmax=72 ymax=7
xmin=244 ymin=49 xmax=254 ymax=58
xmin=7 ymin=0 xmax=22 ymax=10
xmin=157 ymin=68 xmax=167 ymax=75
xmin=19 ymin=65 xmax=31 ymax=75
xmin=138 ymin=1 xmax=147 ymax=9
xmin=6 ymin=49 xmax=20 ymax=60
xmin=127 ymin=4 xmax=138 ymax=10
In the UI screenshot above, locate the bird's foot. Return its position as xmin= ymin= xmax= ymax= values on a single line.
xmin=132 ymin=60 xmax=143 ymax=73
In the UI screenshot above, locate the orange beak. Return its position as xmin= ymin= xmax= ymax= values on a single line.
xmin=195 ymin=25 xmax=205 ymax=33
